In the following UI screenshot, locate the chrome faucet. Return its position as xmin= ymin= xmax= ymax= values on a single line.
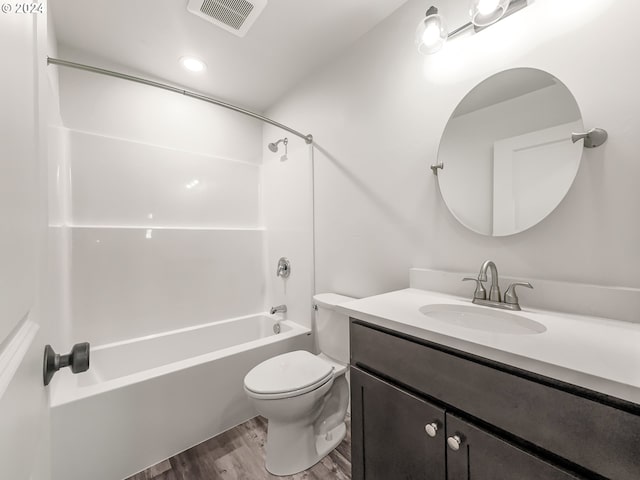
xmin=270 ymin=304 xmax=287 ymax=315
xmin=479 ymin=260 xmax=501 ymax=302
xmin=463 ymin=260 xmax=533 ymax=311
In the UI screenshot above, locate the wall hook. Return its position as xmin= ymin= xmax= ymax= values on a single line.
xmin=571 ymin=128 xmax=608 ymax=148
xmin=430 ymin=162 xmax=444 ymax=175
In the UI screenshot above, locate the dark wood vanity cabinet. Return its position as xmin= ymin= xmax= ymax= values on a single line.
xmin=351 ymin=367 xmax=446 ymax=480
xmin=350 ymin=319 xmax=640 ymax=480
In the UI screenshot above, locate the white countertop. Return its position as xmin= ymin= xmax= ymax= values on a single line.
xmin=338 ymin=288 xmax=640 ymax=405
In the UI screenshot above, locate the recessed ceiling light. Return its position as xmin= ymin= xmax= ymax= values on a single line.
xmin=180 ymin=56 xmax=206 ymax=72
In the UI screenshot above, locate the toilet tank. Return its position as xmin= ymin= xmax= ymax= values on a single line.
xmin=313 ymin=293 xmax=355 ymax=364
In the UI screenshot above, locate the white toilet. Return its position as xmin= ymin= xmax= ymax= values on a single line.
xmin=243 ymin=293 xmax=354 ymax=476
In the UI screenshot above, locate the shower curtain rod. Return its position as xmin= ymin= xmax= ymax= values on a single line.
xmin=47 ymin=57 xmax=314 ymax=144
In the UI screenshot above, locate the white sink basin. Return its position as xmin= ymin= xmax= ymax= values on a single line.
xmin=419 ymin=304 xmax=546 ymax=335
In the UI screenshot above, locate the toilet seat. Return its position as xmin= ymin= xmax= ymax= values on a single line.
xmin=244 ymin=351 xmax=335 ymax=400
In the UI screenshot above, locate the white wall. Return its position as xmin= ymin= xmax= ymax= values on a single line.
xmin=54 ymin=66 xmax=267 ymax=346
xmin=266 ymin=0 xmax=640 ymax=302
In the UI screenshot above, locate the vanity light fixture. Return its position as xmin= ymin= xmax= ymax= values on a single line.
xmin=415 ymin=6 xmax=448 ymax=55
xmin=416 ymin=0 xmax=529 ymax=55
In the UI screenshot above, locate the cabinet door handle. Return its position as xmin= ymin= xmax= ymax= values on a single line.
xmin=447 ymin=434 xmax=464 ymax=451
xmin=424 ymin=422 xmax=439 ymax=438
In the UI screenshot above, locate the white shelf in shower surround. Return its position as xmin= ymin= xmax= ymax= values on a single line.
xmin=64 ymin=127 xmax=263 ymax=166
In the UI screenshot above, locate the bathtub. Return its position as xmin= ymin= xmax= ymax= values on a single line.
xmin=50 ymin=314 xmax=312 ymax=480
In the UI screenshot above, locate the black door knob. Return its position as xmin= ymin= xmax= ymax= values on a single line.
xmin=43 ymin=342 xmax=90 ymax=386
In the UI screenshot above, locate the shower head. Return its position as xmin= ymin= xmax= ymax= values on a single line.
xmin=268 ymin=137 xmax=288 ymax=153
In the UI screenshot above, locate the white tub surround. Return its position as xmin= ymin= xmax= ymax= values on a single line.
xmin=69 ymin=226 xmax=266 ymax=345
xmin=52 ymin=80 xmax=266 ymax=347
xmin=339 ymin=289 xmax=640 ymax=405
xmin=262 ymin=133 xmax=315 ymax=331
xmin=67 ymin=130 xmax=261 ymax=228
xmin=50 ymin=314 xmax=312 ymax=480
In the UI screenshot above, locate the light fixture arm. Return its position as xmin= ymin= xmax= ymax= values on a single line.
xmin=447 ymin=22 xmax=473 ymax=39
xmin=417 ymin=0 xmax=530 ymax=55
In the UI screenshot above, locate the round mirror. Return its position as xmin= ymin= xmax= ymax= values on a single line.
xmin=437 ymin=68 xmax=583 ymax=236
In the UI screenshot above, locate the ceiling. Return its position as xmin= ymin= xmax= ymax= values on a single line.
xmin=50 ymin=0 xmax=408 ymax=112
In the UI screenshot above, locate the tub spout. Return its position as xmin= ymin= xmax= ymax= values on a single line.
xmin=270 ymin=304 xmax=287 ymax=315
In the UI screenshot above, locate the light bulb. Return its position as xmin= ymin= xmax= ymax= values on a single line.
xmin=415 ymin=8 xmax=448 ymax=55
xmin=422 ymin=22 xmax=442 ymax=46
xmin=470 ymin=0 xmax=510 ymax=27
xmin=478 ymin=0 xmax=501 ymax=15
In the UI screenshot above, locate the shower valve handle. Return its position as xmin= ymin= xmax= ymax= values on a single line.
xmin=276 ymin=257 xmax=291 ymax=278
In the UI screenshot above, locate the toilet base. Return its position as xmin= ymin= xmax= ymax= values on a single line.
xmin=265 ymin=421 xmax=347 ymax=476
xmin=315 ymin=422 xmax=346 ymax=459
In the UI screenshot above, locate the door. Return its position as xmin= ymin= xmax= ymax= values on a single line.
xmin=492 ymin=121 xmax=582 ymax=236
xmin=351 ymin=367 xmax=446 ymax=480
xmin=0 ymin=8 xmax=51 ymax=480
xmin=445 ymin=414 xmax=581 ymax=480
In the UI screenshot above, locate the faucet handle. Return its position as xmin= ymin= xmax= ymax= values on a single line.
xmin=462 ymin=277 xmax=487 ymax=301
xmin=504 ymin=282 xmax=533 ymax=307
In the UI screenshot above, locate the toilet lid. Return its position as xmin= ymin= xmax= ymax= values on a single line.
xmin=244 ymin=350 xmax=334 ymax=395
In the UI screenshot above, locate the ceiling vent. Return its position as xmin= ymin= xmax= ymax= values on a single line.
xmin=187 ymin=0 xmax=268 ymax=37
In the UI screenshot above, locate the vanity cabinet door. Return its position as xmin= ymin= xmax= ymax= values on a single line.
xmin=351 ymin=367 xmax=446 ymax=480
xmin=445 ymin=414 xmax=581 ymax=480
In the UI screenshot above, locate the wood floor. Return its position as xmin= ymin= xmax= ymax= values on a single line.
xmin=126 ymin=416 xmax=352 ymax=480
